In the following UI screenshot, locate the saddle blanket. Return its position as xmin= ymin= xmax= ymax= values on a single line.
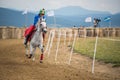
xmin=24 ymin=25 xmax=35 ymax=37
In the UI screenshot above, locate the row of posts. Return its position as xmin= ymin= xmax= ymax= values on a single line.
xmin=77 ymin=27 xmax=120 ymax=37
xmin=0 ymin=27 xmax=25 ymax=39
xmin=0 ymin=27 xmax=120 ymax=39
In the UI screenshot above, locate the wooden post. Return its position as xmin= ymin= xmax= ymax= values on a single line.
xmin=93 ymin=28 xmax=96 ymax=37
xmin=0 ymin=28 xmax=2 ymax=39
xmin=2 ymin=27 xmax=7 ymax=39
xmin=84 ymin=28 xmax=86 ymax=38
xmin=112 ymin=28 xmax=116 ymax=37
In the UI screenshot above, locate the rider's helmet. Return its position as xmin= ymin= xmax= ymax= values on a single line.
xmin=39 ymin=8 xmax=45 ymax=15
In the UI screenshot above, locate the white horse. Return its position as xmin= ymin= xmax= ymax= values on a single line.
xmin=26 ymin=20 xmax=47 ymax=63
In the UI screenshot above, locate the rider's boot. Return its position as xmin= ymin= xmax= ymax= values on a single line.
xmin=40 ymin=54 xmax=43 ymax=63
xmin=24 ymin=35 xmax=29 ymax=48
xmin=43 ymin=33 xmax=45 ymax=47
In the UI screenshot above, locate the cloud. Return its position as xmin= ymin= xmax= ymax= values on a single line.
xmin=0 ymin=0 xmax=120 ymax=14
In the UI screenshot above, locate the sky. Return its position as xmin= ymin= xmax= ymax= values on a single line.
xmin=0 ymin=0 xmax=120 ymax=14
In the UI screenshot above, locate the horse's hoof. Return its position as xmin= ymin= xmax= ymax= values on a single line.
xmin=40 ymin=60 xmax=43 ymax=63
xmin=24 ymin=44 xmax=28 ymax=48
xmin=67 ymin=45 xmax=71 ymax=47
xmin=25 ymin=54 xmax=28 ymax=57
xmin=28 ymin=54 xmax=32 ymax=59
xmin=43 ymin=45 xmax=45 ymax=47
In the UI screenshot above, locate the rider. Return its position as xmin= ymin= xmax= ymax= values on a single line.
xmin=24 ymin=8 xmax=47 ymax=47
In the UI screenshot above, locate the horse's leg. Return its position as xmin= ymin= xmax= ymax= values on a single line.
xmin=31 ymin=48 xmax=36 ymax=61
xmin=25 ymin=46 xmax=29 ymax=57
xmin=29 ymin=44 xmax=36 ymax=59
xmin=39 ymin=44 xmax=44 ymax=63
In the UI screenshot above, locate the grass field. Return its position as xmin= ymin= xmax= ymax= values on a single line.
xmin=74 ymin=37 xmax=120 ymax=67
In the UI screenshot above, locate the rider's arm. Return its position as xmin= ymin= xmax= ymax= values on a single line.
xmin=42 ymin=15 xmax=46 ymax=22
xmin=33 ymin=15 xmax=39 ymax=26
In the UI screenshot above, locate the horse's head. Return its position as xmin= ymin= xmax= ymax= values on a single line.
xmin=36 ymin=20 xmax=47 ymax=33
xmin=40 ymin=21 xmax=47 ymax=33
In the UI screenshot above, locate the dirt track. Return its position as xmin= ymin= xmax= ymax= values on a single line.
xmin=0 ymin=39 xmax=120 ymax=80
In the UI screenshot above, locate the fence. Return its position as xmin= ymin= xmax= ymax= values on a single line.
xmin=0 ymin=27 xmax=120 ymax=39
xmin=77 ymin=27 xmax=120 ymax=37
xmin=0 ymin=27 xmax=25 ymax=39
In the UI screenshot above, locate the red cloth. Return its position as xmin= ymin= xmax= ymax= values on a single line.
xmin=40 ymin=54 xmax=43 ymax=60
xmin=24 ymin=25 xmax=35 ymax=37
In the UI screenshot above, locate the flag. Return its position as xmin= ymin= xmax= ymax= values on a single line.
xmin=104 ymin=16 xmax=111 ymax=22
xmin=85 ymin=17 xmax=92 ymax=22
xmin=47 ymin=10 xmax=54 ymax=16
xmin=22 ymin=9 xmax=28 ymax=15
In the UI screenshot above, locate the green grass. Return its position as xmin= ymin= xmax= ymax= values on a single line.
xmin=74 ymin=37 xmax=120 ymax=67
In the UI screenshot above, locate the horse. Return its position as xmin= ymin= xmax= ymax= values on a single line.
xmin=25 ymin=21 xmax=47 ymax=63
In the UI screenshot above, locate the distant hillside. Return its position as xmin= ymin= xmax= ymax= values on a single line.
xmin=0 ymin=7 xmax=34 ymax=27
xmin=111 ymin=13 xmax=120 ymax=27
xmin=48 ymin=6 xmax=120 ymax=27
xmin=55 ymin=6 xmax=110 ymax=16
xmin=0 ymin=6 xmax=120 ymax=27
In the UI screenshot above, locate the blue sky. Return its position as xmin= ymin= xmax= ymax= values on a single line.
xmin=0 ymin=0 xmax=120 ymax=14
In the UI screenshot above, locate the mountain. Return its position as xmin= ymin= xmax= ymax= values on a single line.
xmin=48 ymin=6 xmax=120 ymax=27
xmin=0 ymin=6 xmax=120 ymax=27
xmin=53 ymin=6 xmax=112 ymax=27
xmin=0 ymin=7 xmax=35 ymax=27
xmin=111 ymin=13 xmax=120 ymax=27
xmin=54 ymin=6 xmax=110 ymax=16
